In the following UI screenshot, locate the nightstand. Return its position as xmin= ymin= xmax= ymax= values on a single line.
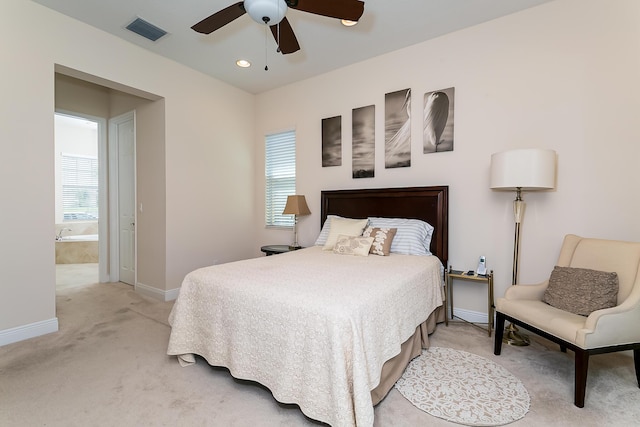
xmin=445 ymin=266 xmax=494 ymax=336
xmin=260 ymin=245 xmax=301 ymax=256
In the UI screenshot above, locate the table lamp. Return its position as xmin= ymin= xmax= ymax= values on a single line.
xmin=282 ymin=195 xmax=311 ymax=249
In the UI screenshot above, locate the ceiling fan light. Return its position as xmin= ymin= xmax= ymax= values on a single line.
xmin=236 ymin=59 xmax=251 ymax=68
xmin=245 ymin=0 xmax=288 ymax=25
xmin=341 ymin=19 xmax=358 ymax=27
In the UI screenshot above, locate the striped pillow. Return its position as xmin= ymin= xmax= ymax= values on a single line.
xmin=367 ymin=217 xmax=434 ymax=256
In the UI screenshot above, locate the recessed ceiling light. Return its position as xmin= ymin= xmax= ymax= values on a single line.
xmin=236 ymin=59 xmax=251 ymax=68
xmin=341 ymin=19 xmax=358 ymax=27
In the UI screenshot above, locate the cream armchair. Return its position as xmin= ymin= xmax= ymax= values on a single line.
xmin=494 ymin=234 xmax=640 ymax=407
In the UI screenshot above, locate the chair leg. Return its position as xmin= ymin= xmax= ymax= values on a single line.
xmin=634 ymin=348 xmax=640 ymax=388
xmin=574 ymin=349 xmax=589 ymax=408
xmin=494 ymin=313 xmax=505 ymax=355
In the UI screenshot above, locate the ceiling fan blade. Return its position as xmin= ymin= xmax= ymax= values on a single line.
xmin=270 ymin=17 xmax=300 ymax=54
xmin=287 ymin=0 xmax=364 ymax=21
xmin=192 ymin=2 xmax=246 ymax=34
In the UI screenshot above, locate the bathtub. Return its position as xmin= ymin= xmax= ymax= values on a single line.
xmin=58 ymin=234 xmax=99 ymax=242
xmin=55 ymin=234 xmax=99 ymax=263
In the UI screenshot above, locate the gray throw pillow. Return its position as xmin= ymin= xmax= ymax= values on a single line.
xmin=542 ymin=266 xmax=619 ymax=316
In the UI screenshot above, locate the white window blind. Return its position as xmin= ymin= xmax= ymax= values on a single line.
xmin=265 ymin=130 xmax=296 ymax=227
xmin=62 ymin=154 xmax=99 ymax=221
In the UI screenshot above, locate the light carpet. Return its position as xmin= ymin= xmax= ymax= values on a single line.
xmin=395 ymin=347 xmax=529 ymax=426
xmin=2 ymin=271 xmax=640 ymax=426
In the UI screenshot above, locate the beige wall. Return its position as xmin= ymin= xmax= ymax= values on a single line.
xmin=0 ymin=0 xmax=255 ymax=341
xmin=56 ymin=73 xmax=111 ymax=117
xmin=254 ymin=0 xmax=640 ymax=313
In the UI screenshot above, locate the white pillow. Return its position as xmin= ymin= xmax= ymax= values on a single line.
xmin=333 ymin=235 xmax=374 ymax=256
xmin=367 ymin=217 xmax=434 ymax=256
xmin=322 ymin=218 xmax=369 ymax=250
xmin=314 ymin=215 xmax=343 ymax=246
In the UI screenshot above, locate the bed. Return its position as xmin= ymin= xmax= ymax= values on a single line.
xmin=167 ymin=186 xmax=449 ymax=427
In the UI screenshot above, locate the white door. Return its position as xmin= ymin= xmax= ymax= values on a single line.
xmin=109 ymin=111 xmax=136 ymax=285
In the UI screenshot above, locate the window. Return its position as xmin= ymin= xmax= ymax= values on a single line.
xmin=265 ymin=130 xmax=296 ymax=227
xmin=62 ymin=154 xmax=99 ymax=221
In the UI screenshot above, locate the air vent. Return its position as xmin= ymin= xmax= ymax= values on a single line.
xmin=126 ymin=17 xmax=167 ymax=42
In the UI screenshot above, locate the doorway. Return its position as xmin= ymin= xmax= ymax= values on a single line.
xmin=54 ymin=109 xmax=137 ymax=288
xmin=54 ymin=112 xmax=104 ymax=289
xmin=53 ymin=67 xmax=165 ymax=302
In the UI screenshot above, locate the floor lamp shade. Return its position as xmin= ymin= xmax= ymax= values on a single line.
xmin=490 ymin=148 xmax=556 ymax=191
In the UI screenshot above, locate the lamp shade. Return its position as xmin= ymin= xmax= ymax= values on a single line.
xmin=490 ymin=148 xmax=556 ymax=190
xmin=282 ymin=195 xmax=311 ymax=216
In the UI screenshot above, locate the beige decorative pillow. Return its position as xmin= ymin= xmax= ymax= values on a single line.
xmin=363 ymin=226 xmax=397 ymax=256
xmin=542 ymin=266 xmax=619 ymax=316
xmin=333 ymin=235 xmax=374 ymax=256
xmin=314 ymin=215 xmax=344 ymax=246
xmin=322 ymin=218 xmax=369 ymax=250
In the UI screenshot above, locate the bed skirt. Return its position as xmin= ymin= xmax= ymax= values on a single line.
xmin=371 ymin=304 xmax=444 ymax=405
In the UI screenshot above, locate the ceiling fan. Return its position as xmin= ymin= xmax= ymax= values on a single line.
xmin=192 ymin=0 xmax=365 ymax=54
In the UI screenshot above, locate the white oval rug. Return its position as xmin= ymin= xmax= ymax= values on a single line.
xmin=395 ymin=347 xmax=530 ymax=426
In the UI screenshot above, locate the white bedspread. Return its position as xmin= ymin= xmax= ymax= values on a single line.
xmin=167 ymin=246 xmax=443 ymax=427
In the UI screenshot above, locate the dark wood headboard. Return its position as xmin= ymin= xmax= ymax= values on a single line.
xmin=320 ymin=186 xmax=449 ymax=266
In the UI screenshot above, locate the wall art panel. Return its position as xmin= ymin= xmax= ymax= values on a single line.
xmin=384 ymin=88 xmax=411 ymax=168
xmin=352 ymin=105 xmax=375 ymax=178
xmin=322 ymin=115 xmax=342 ymax=167
xmin=423 ymin=87 xmax=455 ymax=153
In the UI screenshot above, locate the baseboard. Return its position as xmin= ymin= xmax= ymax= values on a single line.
xmin=165 ymin=287 xmax=180 ymax=301
xmin=452 ymin=307 xmax=489 ymax=324
xmin=135 ymin=282 xmax=179 ymax=302
xmin=0 ymin=317 xmax=59 ymax=347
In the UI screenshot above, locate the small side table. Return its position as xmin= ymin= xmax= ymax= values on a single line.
xmin=260 ymin=245 xmax=301 ymax=256
xmin=446 ymin=266 xmax=494 ymax=336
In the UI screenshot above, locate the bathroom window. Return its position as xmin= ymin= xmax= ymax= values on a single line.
xmin=62 ymin=154 xmax=99 ymax=221
xmin=265 ymin=130 xmax=296 ymax=228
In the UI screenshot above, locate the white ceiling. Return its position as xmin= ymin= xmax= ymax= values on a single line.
xmin=33 ymin=0 xmax=553 ymax=94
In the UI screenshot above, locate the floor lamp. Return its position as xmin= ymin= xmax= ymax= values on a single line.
xmin=490 ymin=148 xmax=556 ymax=346
xmin=282 ymin=195 xmax=311 ymax=250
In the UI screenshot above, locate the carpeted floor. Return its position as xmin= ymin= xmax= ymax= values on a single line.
xmin=1 ymin=266 xmax=638 ymax=426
